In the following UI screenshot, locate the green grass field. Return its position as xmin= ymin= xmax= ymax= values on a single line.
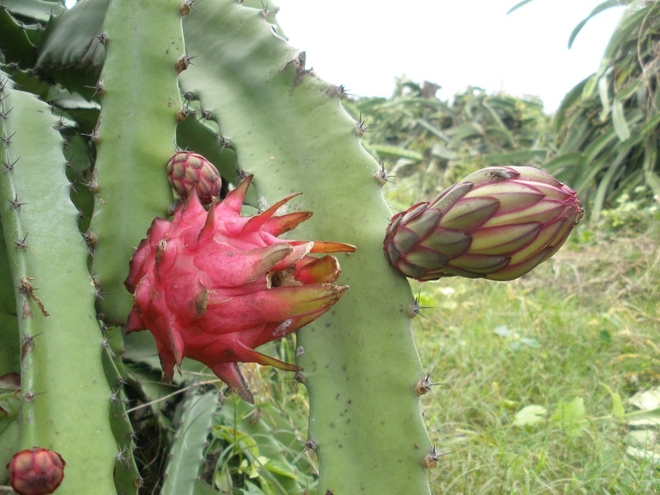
xmin=414 ymin=225 xmax=660 ymax=494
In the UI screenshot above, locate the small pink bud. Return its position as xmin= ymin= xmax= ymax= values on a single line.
xmin=166 ymin=151 xmax=222 ymax=205
xmin=7 ymin=448 xmax=66 ymax=495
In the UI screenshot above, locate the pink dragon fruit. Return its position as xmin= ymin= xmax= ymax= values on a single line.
xmin=7 ymin=448 xmax=66 ymax=495
xmin=125 ymin=175 xmax=354 ymax=403
xmin=384 ymin=166 xmax=583 ymax=281
xmin=166 ymin=151 xmax=222 ymax=205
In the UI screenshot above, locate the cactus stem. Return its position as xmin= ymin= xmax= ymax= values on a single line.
xmin=86 ymin=169 xmax=99 ymax=193
xmin=214 ymin=133 xmax=230 ymax=150
xmin=86 ymin=80 xmax=105 ymax=97
xmin=180 ymin=0 xmax=195 ymax=16
xmin=93 ymin=33 xmax=109 ymax=46
xmin=8 ymin=194 xmax=25 ymax=209
xmin=294 ymin=371 xmax=306 ymax=384
xmin=197 ymin=109 xmax=211 ymax=123
xmin=82 ymin=127 xmax=101 ymax=143
xmin=3 ymin=156 xmax=18 ymax=171
xmin=300 ymin=438 xmax=317 ymax=452
xmin=98 ymin=320 xmax=108 ymax=336
xmin=176 ymin=106 xmax=191 ymax=121
xmin=283 ymin=52 xmax=313 ymax=88
xmin=423 ymin=446 xmax=449 ymax=469
xmin=21 ymin=300 xmax=32 ymax=319
xmin=374 ymin=163 xmax=394 ymax=186
xmin=83 ymin=230 xmax=98 ymax=249
xmin=109 ymin=388 xmax=125 ymax=405
xmin=115 ymin=447 xmax=130 ymax=469
xmin=20 ymin=333 xmax=37 ymax=357
xmin=0 ymin=106 xmax=13 ymax=119
xmin=260 ymin=1 xmax=278 ymax=18
xmin=18 ymin=276 xmax=49 ymax=317
xmin=175 ymin=53 xmax=195 ymax=74
xmin=326 ymin=84 xmax=349 ymax=99
xmin=1 ymin=131 xmax=16 ymax=145
xmin=414 ymin=373 xmax=439 ymax=397
xmin=52 ymin=117 xmax=66 ymax=131
xmin=355 ymin=113 xmax=369 ymax=138
xmin=408 ymin=294 xmax=431 ymax=318
xmin=14 ymin=232 xmax=28 ymax=250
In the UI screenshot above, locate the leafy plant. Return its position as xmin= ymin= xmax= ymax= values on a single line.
xmin=348 ymin=78 xmax=551 ymax=206
xmin=542 ymin=0 xmax=660 ymax=221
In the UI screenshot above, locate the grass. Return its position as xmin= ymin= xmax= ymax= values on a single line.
xmin=414 ymin=225 xmax=660 ymax=494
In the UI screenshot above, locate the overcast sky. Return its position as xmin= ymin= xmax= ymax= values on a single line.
xmin=273 ymin=0 xmax=626 ymax=113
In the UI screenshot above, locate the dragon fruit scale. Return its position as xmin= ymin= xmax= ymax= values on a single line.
xmin=125 ymin=175 xmax=355 ymax=403
xmin=384 ymin=166 xmax=583 ymax=282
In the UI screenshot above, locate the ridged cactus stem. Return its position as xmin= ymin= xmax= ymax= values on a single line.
xmin=101 ymin=345 xmax=142 ymax=494
xmin=91 ymin=0 xmax=185 ymax=324
xmin=180 ymin=2 xmax=433 ymax=493
xmin=0 ymin=71 xmax=117 ymax=494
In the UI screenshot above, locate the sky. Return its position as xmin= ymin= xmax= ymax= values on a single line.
xmin=272 ymin=0 xmax=627 ymax=113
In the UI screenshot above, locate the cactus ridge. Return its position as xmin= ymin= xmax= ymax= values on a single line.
xmin=90 ymin=0 xmax=185 ymax=325
xmin=0 ymin=69 xmax=117 ymax=494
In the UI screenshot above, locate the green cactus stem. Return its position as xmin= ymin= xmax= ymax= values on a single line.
xmin=101 ymin=344 xmax=141 ymax=495
xmin=179 ymin=2 xmax=433 ymax=493
xmin=0 ymin=71 xmax=117 ymax=494
xmin=0 ymin=223 xmax=19 ymax=377
xmin=90 ymin=0 xmax=184 ymax=324
xmin=35 ymin=0 xmax=108 ymax=99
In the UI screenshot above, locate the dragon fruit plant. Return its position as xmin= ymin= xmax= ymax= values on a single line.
xmin=0 ymin=1 xmax=580 ymax=494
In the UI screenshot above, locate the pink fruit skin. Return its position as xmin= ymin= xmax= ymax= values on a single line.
xmin=7 ymin=448 xmax=65 ymax=495
xmin=125 ymin=175 xmax=354 ymax=403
